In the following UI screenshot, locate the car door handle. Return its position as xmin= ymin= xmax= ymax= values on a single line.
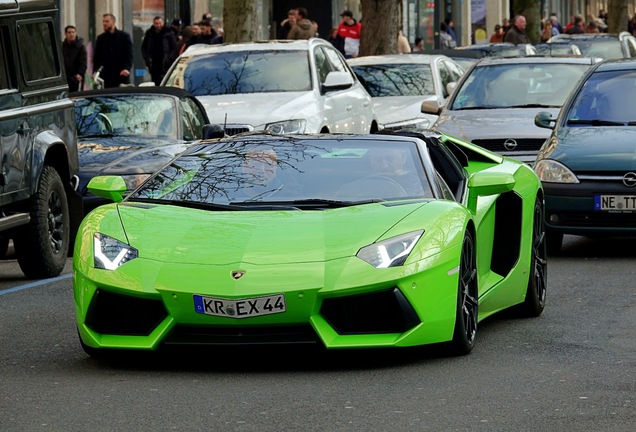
xmin=345 ymin=105 xmax=353 ymax=111
xmin=363 ymin=101 xmax=370 ymax=107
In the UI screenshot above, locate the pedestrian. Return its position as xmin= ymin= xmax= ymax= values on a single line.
xmin=439 ymin=22 xmax=456 ymax=48
xmin=287 ymin=7 xmax=316 ymax=40
xmin=445 ymin=18 xmax=457 ymax=45
xmin=550 ymin=13 xmax=564 ymax=33
xmin=278 ymin=9 xmax=297 ymax=39
xmin=412 ymin=37 xmax=424 ymax=52
xmin=397 ymin=30 xmax=411 ymax=54
xmin=93 ymin=13 xmax=133 ymax=88
xmin=62 ymin=25 xmax=87 ymax=93
xmin=177 ymin=26 xmax=193 ymax=56
xmin=489 ymin=24 xmax=504 ymax=43
xmin=197 ymin=19 xmax=217 ymax=44
xmin=565 ymin=15 xmax=585 ymax=34
xmin=335 ymin=9 xmax=361 ymax=58
xmin=163 ymin=19 xmax=181 ymax=69
xmin=585 ymin=20 xmax=600 ymax=33
xmin=541 ymin=20 xmax=553 ymax=42
xmin=142 ymin=16 xmax=172 ymax=86
xmin=503 ymin=15 xmax=530 ymax=44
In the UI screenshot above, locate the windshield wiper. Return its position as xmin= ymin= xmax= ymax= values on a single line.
xmin=128 ymin=197 xmax=249 ymax=211
xmin=230 ymin=198 xmax=385 ymax=209
xmin=79 ymin=133 xmax=115 ymax=138
xmin=566 ymin=119 xmax=636 ymax=126
xmin=507 ymin=103 xmax=556 ymax=108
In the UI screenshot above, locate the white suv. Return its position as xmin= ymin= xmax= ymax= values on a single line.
xmin=162 ymin=39 xmax=378 ymax=135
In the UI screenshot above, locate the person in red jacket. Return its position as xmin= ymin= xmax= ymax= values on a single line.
xmin=335 ymin=10 xmax=361 ymax=58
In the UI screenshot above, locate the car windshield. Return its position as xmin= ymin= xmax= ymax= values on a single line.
xmin=559 ymin=39 xmax=623 ymax=59
xmin=565 ymin=69 xmax=636 ymax=125
xmin=450 ymin=63 xmax=590 ymax=110
xmin=351 ymin=63 xmax=435 ymax=97
xmin=128 ymin=138 xmax=434 ymax=206
xmin=164 ymin=50 xmax=312 ymax=96
xmin=75 ymin=95 xmax=177 ymax=138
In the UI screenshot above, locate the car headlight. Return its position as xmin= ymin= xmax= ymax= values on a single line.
xmin=384 ymin=118 xmax=431 ymax=131
xmin=94 ymin=233 xmax=138 ymax=270
xmin=357 ymin=230 xmax=424 ymax=268
xmin=120 ymin=174 xmax=152 ymax=192
xmin=265 ymin=119 xmax=307 ymax=134
xmin=534 ymin=159 xmax=579 ymax=183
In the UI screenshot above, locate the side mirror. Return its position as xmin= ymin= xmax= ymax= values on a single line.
xmin=87 ymin=176 xmax=127 ymax=203
xmin=421 ymin=96 xmax=443 ymax=115
xmin=323 ymin=71 xmax=354 ymax=91
xmin=534 ymin=111 xmax=556 ymax=130
xmin=202 ymin=124 xmax=226 ymax=140
xmin=446 ymin=82 xmax=457 ymax=95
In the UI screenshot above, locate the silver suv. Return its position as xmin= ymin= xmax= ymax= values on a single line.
xmin=0 ymin=0 xmax=81 ymax=278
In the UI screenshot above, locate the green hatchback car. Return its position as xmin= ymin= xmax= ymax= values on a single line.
xmin=74 ymin=131 xmax=546 ymax=357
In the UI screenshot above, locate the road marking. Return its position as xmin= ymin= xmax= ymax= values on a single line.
xmin=0 ymin=273 xmax=72 ymax=296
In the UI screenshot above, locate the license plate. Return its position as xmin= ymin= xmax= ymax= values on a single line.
xmin=193 ymin=293 xmax=286 ymax=318
xmin=594 ymin=195 xmax=636 ymax=211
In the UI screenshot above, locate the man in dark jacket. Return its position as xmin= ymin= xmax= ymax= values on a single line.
xmin=287 ymin=7 xmax=316 ymax=40
xmin=62 ymin=25 xmax=87 ymax=92
xmin=93 ymin=13 xmax=133 ymax=88
xmin=142 ymin=16 xmax=173 ymax=85
xmin=504 ymin=15 xmax=530 ymax=44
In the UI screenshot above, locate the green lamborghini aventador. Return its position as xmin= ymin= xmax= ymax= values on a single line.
xmin=73 ymin=130 xmax=546 ymax=357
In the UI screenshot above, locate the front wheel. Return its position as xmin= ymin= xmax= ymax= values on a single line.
xmin=14 ymin=166 xmax=70 ymax=278
xmin=446 ymin=230 xmax=478 ymax=356
xmin=518 ymin=197 xmax=547 ymax=317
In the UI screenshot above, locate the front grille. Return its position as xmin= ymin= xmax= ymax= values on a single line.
xmin=552 ymin=212 xmax=636 ymax=228
xmin=471 ymin=138 xmax=546 ymax=153
xmin=85 ymin=289 xmax=168 ymax=336
xmin=321 ymin=288 xmax=420 ymax=335
xmin=162 ymin=325 xmax=319 ymax=346
xmin=224 ymin=126 xmax=251 ymax=136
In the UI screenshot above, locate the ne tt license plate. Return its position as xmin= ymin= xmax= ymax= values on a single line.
xmin=193 ymin=294 xmax=286 ymax=318
xmin=594 ymin=195 xmax=636 ymax=212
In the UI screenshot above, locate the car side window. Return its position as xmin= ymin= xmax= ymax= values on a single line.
xmin=17 ymin=20 xmax=60 ymax=82
xmin=444 ymin=60 xmax=464 ymax=83
xmin=181 ymin=98 xmax=207 ymax=140
xmin=314 ymin=47 xmax=331 ymax=84
xmin=0 ymin=27 xmax=11 ymax=90
xmin=438 ymin=61 xmax=451 ymax=97
xmin=628 ymin=39 xmax=636 ymax=58
xmin=323 ymin=46 xmax=349 ymax=74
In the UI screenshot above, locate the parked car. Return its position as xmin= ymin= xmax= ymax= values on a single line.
xmin=454 ymin=42 xmax=537 ymax=58
xmin=0 ymin=0 xmax=81 ymax=277
xmin=162 ymin=39 xmax=378 ymax=135
xmin=73 ymin=87 xmax=220 ymax=214
xmin=348 ymin=54 xmax=465 ymax=131
xmin=424 ymin=56 xmax=600 ymax=163
xmin=548 ymin=32 xmax=636 ymax=59
xmin=534 ymin=58 xmax=636 ymax=253
xmin=419 ymin=48 xmax=483 ymax=70
xmin=74 ymin=130 xmax=545 ymax=358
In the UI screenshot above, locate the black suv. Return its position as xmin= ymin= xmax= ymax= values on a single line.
xmin=0 ymin=0 xmax=81 ymax=278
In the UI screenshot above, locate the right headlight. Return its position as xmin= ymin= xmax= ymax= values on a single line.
xmin=534 ymin=159 xmax=579 ymax=183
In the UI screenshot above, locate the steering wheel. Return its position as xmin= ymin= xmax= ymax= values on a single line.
xmin=361 ymin=175 xmax=408 ymax=196
xmin=97 ymin=113 xmax=113 ymax=133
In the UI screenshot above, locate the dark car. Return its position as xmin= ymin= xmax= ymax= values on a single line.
xmin=533 ymin=58 xmax=636 ymax=253
xmin=547 ymin=32 xmax=636 ymax=59
xmin=73 ymin=86 xmax=219 ymax=214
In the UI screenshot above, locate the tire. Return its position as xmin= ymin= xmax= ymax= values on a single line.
xmin=14 ymin=166 xmax=70 ymax=278
xmin=546 ymin=231 xmax=563 ymax=255
xmin=446 ymin=230 xmax=478 ymax=356
xmin=518 ymin=198 xmax=548 ymax=317
xmin=0 ymin=236 xmax=9 ymax=260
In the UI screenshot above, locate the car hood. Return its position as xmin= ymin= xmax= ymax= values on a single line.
xmin=372 ymin=96 xmax=437 ymax=126
xmin=117 ymin=201 xmax=429 ymax=265
xmin=196 ymin=92 xmax=315 ymax=128
xmin=434 ymin=108 xmax=561 ymax=141
xmin=548 ymin=127 xmax=636 ymax=171
xmin=78 ymin=137 xmax=188 ymax=192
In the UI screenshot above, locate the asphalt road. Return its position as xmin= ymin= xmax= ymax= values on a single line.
xmin=1 ymin=235 xmax=634 ymax=432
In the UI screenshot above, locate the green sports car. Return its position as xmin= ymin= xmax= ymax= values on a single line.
xmin=73 ymin=131 xmax=546 ymax=357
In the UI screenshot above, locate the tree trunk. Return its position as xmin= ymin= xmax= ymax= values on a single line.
xmin=607 ymin=0 xmax=628 ymax=34
xmin=510 ymin=0 xmax=541 ymax=44
xmin=359 ymin=0 xmax=402 ymax=56
xmin=223 ymin=0 xmax=258 ymax=43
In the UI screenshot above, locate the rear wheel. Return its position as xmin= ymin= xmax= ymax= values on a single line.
xmin=447 ymin=230 xmax=478 ymax=356
xmin=14 ymin=166 xmax=70 ymax=278
xmin=0 ymin=236 xmax=9 ymax=259
xmin=519 ymin=198 xmax=547 ymax=317
xmin=546 ymin=231 xmax=563 ymax=255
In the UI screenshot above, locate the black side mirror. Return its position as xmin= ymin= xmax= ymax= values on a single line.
xmin=202 ymin=124 xmax=226 ymax=140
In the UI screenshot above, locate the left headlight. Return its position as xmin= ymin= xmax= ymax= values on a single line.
xmin=94 ymin=233 xmax=138 ymax=270
xmin=265 ymin=119 xmax=307 ymax=134
xmin=534 ymin=159 xmax=579 ymax=184
xmin=357 ymin=230 xmax=424 ymax=268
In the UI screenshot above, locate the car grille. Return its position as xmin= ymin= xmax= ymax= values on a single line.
xmin=224 ymin=125 xmax=252 ymax=136
xmin=162 ymin=325 xmax=320 ymax=346
xmin=471 ymin=138 xmax=546 ymax=153
xmin=320 ymin=288 xmax=420 ymax=335
xmin=85 ymin=289 xmax=168 ymax=336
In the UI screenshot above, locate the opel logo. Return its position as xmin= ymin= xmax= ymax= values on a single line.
xmin=503 ymin=139 xmax=518 ymax=151
xmin=623 ymin=172 xmax=636 ymax=187
xmin=231 ymin=270 xmax=245 ymax=280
